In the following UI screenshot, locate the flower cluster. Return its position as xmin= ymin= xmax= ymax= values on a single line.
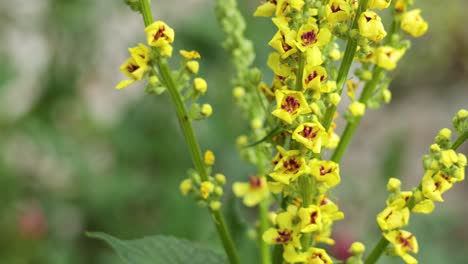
xmin=229 ymin=0 xmax=434 ymax=263
xmin=376 ymin=111 xmax=467 ymax=264
xmin=116 ymin=20 xmax=213 ymax=119
xmin=179 ymin=150 xmax=227 ymax=211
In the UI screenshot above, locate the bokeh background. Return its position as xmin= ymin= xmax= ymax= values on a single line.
xmin=0 ymin=0 xmax=467 ymax=263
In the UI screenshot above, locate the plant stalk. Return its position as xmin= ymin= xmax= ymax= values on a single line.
xmin=330 ymin=67 xmax=385 ymax=163
xmin=322 ymin=0 xmax=370 ymax=130
xmin=138 ymin=1 xmax=240 ymax=263
xmin=364 ymin=131 xmax=468 ymax=264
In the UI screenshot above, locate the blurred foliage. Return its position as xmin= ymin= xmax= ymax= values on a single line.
xmin=0 ymin=0 xmax=467 ymax=264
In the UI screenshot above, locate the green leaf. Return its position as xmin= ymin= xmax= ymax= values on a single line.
xmin=87 ymin=232 xmax=227 ymax=264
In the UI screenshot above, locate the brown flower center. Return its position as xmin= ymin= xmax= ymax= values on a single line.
xmin=301 ymin=126 xmax=319 ymax=140
xmin=249 ymin=176 xmax=263 ymax=189
xmin=275 ymin=229 xmax=292 ymax=244
xmin=153 ymin=25 xmax=167 ymax=41
xmin=283 ymin=158 xmax=301 ymax=174
xmin=281 ymin=96 xmax=300 ymax=113
xmin=301 ymin=30 xmax=317 ymax=46
xmin=127 ymin=63 xmax=139 ymax=73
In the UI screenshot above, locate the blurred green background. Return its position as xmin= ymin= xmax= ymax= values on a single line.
xmin=0 ymin=0 xmax=467 ymax=263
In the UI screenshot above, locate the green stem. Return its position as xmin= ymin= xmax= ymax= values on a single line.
xmin=296 ymin=53 xmax=305 ymax=91
xmin=139 ymin=0 xmax=153 ymax=26
xmin=322 ymin=0 xmax=369 ymax=130
xmin=138 ymin=1 xmax=240 ymax=263
xmin=255 ymin=143 xmax=271 ymax=264
xmin=330 ymin=67 xmax=385 ymax=163
xmin=330 ymin=5 xmax=399 ymax=163
xmin=452 ymin=131 xmax=468 ymax=150
xmin=364 ymin=237 xmax=389 ymax=264
xmin=364 ymin=131 xmax=468 ymax=264
xmin=272 ymin=245 xmax=283 ymax=264
xmin=259 ymin=200 xmax=272 ymax=264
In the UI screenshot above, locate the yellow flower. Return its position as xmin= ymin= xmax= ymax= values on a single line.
xmin=439 ymin=149 xmax=458 ymax=168
xmin=272 ymin=89 xmax=311 ymax=124
xmin=421 ymin=170 xmax=453 ymax=202
xmin=263 ymin=207 xmax=303 ymax=262
xmin=302 ymin=65 xmax=327 ymax=92
xmin=254 ymin=1 xmax=276 ymax=17
xmin=292 ymin=121 xmax=327 ymax=153
xmin=194 ymin=77 xmax=208 ymax=94
xmin=383 ymin=230 xmax=418 ymax=264
xmin=145 ymin=21 xmax=175 ymax=57
xmin=305 ymin=46 xmax=324 ymax=66
xmin=128 ymin=43 xmax=151 ymax=65
xmin=269 ymin=18 xmax=298 ymax=59
xmin=116 ymin=57 xmax=149 ymax=89
xmin=204 ymin=150 xmax=215 ymax=165
xmin=267 ymin=52 xmax=293 ymax=78
xmin=296 ymin=18 xmax=331 ymax=52
xmin=298 ymin=205 xmax=323 ymax=233
xmin=275 ymin=0 xmax=305 ymax=17
xmin=309 ymin=159 xmax=340 ymax=187
xmin=270 ymin=150 xmax=308 ymax=184
xmin=325 ymin=0 xmax=352 ymax=24
xmin=368 ymin=0 xmax=391 ymax=10
xmin=374 ymin=46 xmax=406 ymax=70
xmin=233 ymin=176 xmax=270 ymax=207
xmin=411 ymin=199 xmax=435 ymax=214
xmin=272 ymin=146 xmax=289 ymax=166
xmin=377 ymin=201 xmax=410 ymax=231
xmin=395 ymin=0 xmax=413 ymax=13
xmin=179 ymin=179 xmax=192 ymax=195
xmin=358 ymin=11 xmax=387 ymax=42
xmin=145 ymin=21 xmax=175 ymax=47
xmin=298 ymin=247 xmax=333 ymax=264
xmin=346 ymin=79 xmax=359 ymax=100
xmin=401 ymin=9 xmax=428 ymax=38
xmin=200 ymin=181 xmax=214 ymax=199
xmin=180 ymin=49 xmax=201 ymax=59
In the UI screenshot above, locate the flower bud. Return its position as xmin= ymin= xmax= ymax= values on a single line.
xmin=348 ymin=101 xmax=366 ymax=117
xmin=233 ymin=86 xmax=246 ymax=98
xmin=215 ymin=173 xmax=226 ymax=185
xmin=186 ymin=61 xmax=199 ymax=74
xmin=200 ymin=181 xmax=214 ymax=199
xmin=251 ymin=118 xmax=263 ymax=129
xmin=329 ymin=93 xmax=341 ymax=106
xmin=387 ymin=178 xmax=401 ymax=192
xmin=401 ymin=9 xmax=428 ymax=37
xmin=204 ymin=150 xmax=215 ymax=166
xmin=194 ymin=78 xmax=207 ymax=94
xmin=179 ymin=179 xmax=193 ymax=195
xmin=349 ymin=242 xmax=366 ymax=255
xmin=209 ymin=201 xmax=222 ymax=211
xmin=452 ymin=109 xmax=468 ymax=134
xmin=201 ymin=104 xmax=213 ymax=117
